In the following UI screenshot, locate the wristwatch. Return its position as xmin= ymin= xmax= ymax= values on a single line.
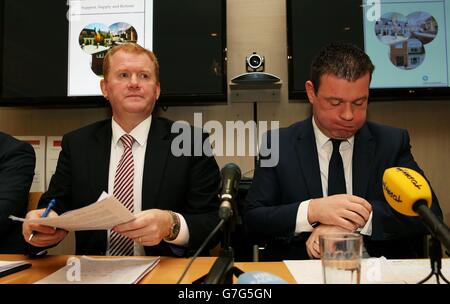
xmin=164 ymin=210 xmax=180 ymax=241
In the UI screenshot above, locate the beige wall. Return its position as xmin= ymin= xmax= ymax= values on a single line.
xmin=1 ymin=0 xmax=449 ymax=255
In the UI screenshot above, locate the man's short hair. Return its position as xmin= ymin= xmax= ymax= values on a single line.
xmin=103 ymin=43 xmax=159 ymax=82
xmin=310 ymin=41 xmax=374 ymax=93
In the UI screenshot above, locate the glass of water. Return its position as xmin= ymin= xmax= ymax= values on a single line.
xmin=319 ymin=233 xmax=362 ymax=284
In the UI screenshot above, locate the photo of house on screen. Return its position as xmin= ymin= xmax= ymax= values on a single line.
xmin=79 ymin=22 xmax=138 ymax=76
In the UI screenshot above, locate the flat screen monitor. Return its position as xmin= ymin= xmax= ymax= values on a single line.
xmin=0 ymin=0 xmax=226 ymax=106
xmin=287 ymin=0 xmax=450 ymax=100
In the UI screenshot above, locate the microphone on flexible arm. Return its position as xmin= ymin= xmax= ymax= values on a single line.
xmin=382 ymin=167 xmax=450 ymax=252
xmin=178 ymin=163 xmax=243 ymax=284
xmin=216 ymin=164 xmax=288 ymax=284
xmin=197 ymin=163 xmax=243 ymax=284
xmin=179 ymin=163 xmax=287 ymax=284
xmin=218 ymin=163 xmax=241 ymax=221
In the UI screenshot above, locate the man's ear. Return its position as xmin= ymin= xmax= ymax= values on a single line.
xmin=155 ymin=83 xmax=161 ymax=101
xmin=305 ymin=80 xmax=316 ymax=105
xmin=100 ymin=79 xmax=108 ymax=100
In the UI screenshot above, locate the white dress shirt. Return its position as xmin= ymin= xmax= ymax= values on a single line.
xmin=106 ymin=116 xmax=189 ymax=256
xmin=295 ymin=117 xmax=372 ymax=235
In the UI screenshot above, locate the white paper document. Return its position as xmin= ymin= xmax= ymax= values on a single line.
xmin=9 ymin=193 xmax=134 ymax=231
xmin=35 ymin=256 xmax=160 ymax=284
xmin=284 ymin=258 xmax=450 ymax=284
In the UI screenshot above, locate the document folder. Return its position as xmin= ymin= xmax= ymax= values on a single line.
xmin=0 ymin=261 xmax=31 ymax=278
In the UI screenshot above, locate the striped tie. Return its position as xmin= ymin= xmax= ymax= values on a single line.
xmin=109 ymin=134 xmax=135 ymax=256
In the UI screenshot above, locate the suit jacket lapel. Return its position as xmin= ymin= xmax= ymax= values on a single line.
xmin=295 ymin=117 xmax=323 ymax=198
xmin=142 ymin=118 xmax=171 ymax=210
xmin=352 ymin=123 xmax=375 ymax=198
xmin=86 ymin=120 xmax=111 ymax=251
xmin=88 ymin=121 xmax=111 ymax=199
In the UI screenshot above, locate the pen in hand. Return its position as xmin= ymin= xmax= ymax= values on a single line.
xmin=28 ymin=199 xmax=57 ymax=242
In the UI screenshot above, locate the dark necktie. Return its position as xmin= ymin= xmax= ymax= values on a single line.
xmin=328 ymin=139 xmax=346 ymax=196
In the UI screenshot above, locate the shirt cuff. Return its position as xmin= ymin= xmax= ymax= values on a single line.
xmin=296 ymin=199 xmax=315 ymax=233
xmin=164 ymin=212 xmax=189 ymax=246
xmin=356 ymin=211 xmax=373 ymax=236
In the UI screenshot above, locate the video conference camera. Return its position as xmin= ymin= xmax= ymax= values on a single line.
xmin=246 ymin=52 xmax=264 ymax=72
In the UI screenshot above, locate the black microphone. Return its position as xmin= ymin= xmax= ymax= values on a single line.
xmin=382 ymin=167 xmax=450 ymax=252
xmin=219 ymin=163 xmax=241 ymax=220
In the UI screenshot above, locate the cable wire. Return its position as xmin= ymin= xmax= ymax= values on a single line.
xmin=176 ymin=219 xmax=225 ymax=284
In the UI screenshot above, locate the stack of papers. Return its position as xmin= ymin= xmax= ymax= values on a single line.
xmin=0 ymin=261 xmax=31 ymax=278
xmin=35 ymin=256 xmax=160 ymax=284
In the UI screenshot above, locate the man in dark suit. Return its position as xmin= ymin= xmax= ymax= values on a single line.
xmin=0 ymin=132 xmax=35 ymax=253
xmin=23 ymin=43 xmax=220 ymax=256
xmin=245 ymin=42 xmax=443 ymax=260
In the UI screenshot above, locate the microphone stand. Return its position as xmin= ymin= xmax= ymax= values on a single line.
xmin=417 ymin=237 xmax=449 ymax=284
xmin=193 ymin=210 xmax=244 ymax=284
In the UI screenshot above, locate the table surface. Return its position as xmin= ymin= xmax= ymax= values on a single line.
xmin=0 ymin=254 xmax=296 ymax=284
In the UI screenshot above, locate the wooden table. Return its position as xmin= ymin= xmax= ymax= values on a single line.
xmin=0 ymin=254 xmax=296 ymax=284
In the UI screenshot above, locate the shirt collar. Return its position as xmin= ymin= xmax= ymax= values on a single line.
xmin=312 ymin=116 xmax=354 ymax=149
xmin=112 ymin=115 xmax=152 ymax=147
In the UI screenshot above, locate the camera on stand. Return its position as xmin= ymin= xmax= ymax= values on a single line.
xmin=246 ymin=52 xmax=265 ymax=72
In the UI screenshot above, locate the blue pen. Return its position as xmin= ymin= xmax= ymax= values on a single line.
xmin=28 ymin=199 xmax=57 ymax=242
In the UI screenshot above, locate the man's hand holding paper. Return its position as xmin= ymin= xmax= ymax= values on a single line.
xmin=13 ymin=193 xmax=136 ymax=247
xmin=22 ymin=208 xmax=67 ymax=247
xmin=114 ymin=209 xmax=174 ymax=246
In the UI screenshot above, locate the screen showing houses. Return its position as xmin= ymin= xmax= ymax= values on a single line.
xmin=67 ymin=0 xmax=153 ymax=96
xmin=362 ymin=0 xmax=450 ymax=89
